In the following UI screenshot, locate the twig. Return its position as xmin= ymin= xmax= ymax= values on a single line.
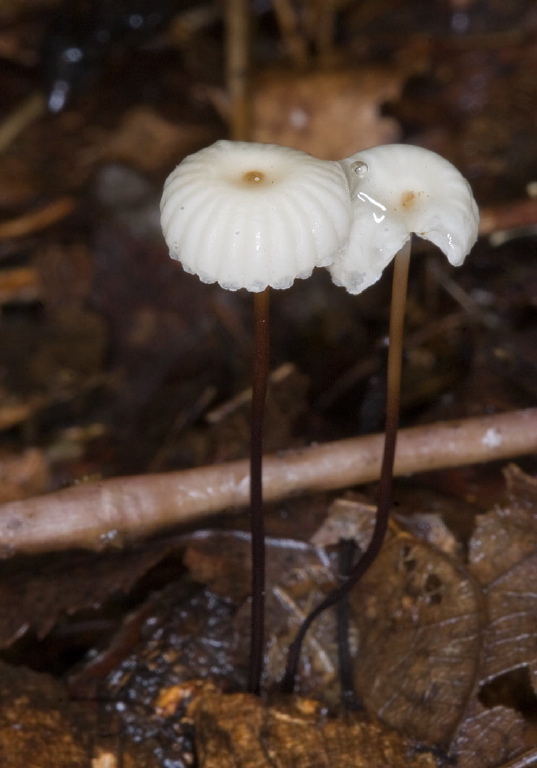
xmin=0 ymin=267 xmax=40 ymax=304
xmin=311 ymin=0 xmax=337 ymax=62
xmin=0 ymin=92 xmax=45 ymax=155
xmin=0 ymin=197 xmax=76 ymax=240
xmin=272 ymin=0 xmax=310 ymax=67
xmin=0 ymin=395 xmax=47 ymax=432
xmin=0 ymin=408 xmax=535 ymax=559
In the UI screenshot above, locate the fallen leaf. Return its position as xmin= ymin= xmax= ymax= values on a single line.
xmin=447 ymin=552 xmax=537 ymax=766
xmin=183 ymin=530 xmax=340 ymax=699
xmin=253 ymin=67 xmax=403 ymax=159
xmin=469 ymin=465 xmax=537 ymax=585
xmin=0 ymin=448 xmax=49 ymax=503
xmin=350 ymin=534 xmax=484 ymax=746
xmin=0 ymin=545 xmax=173 ymax=648
xmin=310 ymin=497 xmax=377 ymax=550
xmin=449 ymin=703 xmax=527 ymax=768
xmin=311 ymin=494 xmax=461 ymax=558
xmin=481 ymin=553 xmax=537 ymax=686
xmin=91 ymin=105 xmax=217 ymax=172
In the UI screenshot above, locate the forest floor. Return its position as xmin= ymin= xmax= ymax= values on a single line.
xmin=0 ymin=1 xmax=537 ymax=766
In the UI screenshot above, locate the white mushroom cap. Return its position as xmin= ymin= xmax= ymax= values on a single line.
xmin=329 ymin=144 xmax=480 ymax=294
xmin=160 ymin=140 xmax=352 ymax=292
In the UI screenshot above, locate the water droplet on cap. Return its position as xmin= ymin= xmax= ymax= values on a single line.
xmin=351 ymin=160 xmax=368 ymax=178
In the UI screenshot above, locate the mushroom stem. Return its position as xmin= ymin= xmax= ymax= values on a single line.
xmin=375 ymin=238 xmax=411 ymax=539
xmin=280 ymin=240 xmax=411 ymax=694
xmin=249 ymin=287 xmax=271 ymax=695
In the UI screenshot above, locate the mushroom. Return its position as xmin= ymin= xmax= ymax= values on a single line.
xmin=329 ymin=143 xmax=479 ymax=294
xmin=160 ymin=139 xmax=352 ymax=694
xmin=161 ymin=139 xmax=352 ymax=292
xmin=281 ymin=143 xmax=479 ymax=693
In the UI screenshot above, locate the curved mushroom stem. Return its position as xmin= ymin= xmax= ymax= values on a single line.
xmin=280 ymin=239 xmax=411 ymax=694
xmin=249 ymin=287 xmax=271 ymax=695
xmin=377 ymin=237 xmax=411 ymax=521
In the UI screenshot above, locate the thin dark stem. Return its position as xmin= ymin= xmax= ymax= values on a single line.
xmin=280 ymin=239 xmax=412 ymax=694
xmin=248 ymin=287 xmax=271 ymax=695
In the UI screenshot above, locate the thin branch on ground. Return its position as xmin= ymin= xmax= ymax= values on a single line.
xmin=0 ymin=408 xmax=535 ymax=558
xmin=0 ymin=197 xmax=76 ymax=239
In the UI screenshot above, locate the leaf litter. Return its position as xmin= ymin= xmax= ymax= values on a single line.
xmin=0 ymin=1 xmax=537 ymax=765
xmin=5 ymin=469 xmax=525 ymax=767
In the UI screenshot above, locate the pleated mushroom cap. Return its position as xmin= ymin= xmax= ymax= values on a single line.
xmin=329 ymin=144 xmax=479 ymax=294
xmin=161 ymin=140 xmax=352 ymax=292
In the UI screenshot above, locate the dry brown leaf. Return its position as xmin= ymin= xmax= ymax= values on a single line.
xmin=505 ymin=465 xmax=537 ymax=508
xmin=0 ymin=448 xmax=49 ymax=503
xmin=253 ymin=67 xmax=403 ymax=159
xmin=311 ymin=495 xmax=461 ymax=558
xmin=469 ymin=465 xmax=537 ymax=586
xmin=450 ymin=702 xmax=527 ymax=768
xmin=262 ymin=549 xmax=339 ymax=702
xmin=481 ymin=553 xmax=537 ymax=686
xmin=450 ymin=549 xmax=537 ymax=766
xmin=310 ymin=497 xmax=377 ymax=550
xmin=350 ymin=534 xmax=484 ymax=746
xmin=91 ymin=106 xmax=217 ymax=172
xmin=394 ymin=511 xmax=461 ymax=558
xmin=184 ymin=530 xmax=331 ymax=604
xmin=183 ymin=530 xmax=340 ymax=699
xmin=344 ymin=469 xmax=537 ymax=764
xmin=0 ymin=545 xmax=172 ymax=648
xmin=183 ymin=532 xmax=255 ymax=604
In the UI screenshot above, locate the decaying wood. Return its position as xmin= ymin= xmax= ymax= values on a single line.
xmin=0 ymin=408 xmax=535 ymax=558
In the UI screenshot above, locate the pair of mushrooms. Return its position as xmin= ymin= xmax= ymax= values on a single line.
xmin=160 ymin=140 xmax=479 ymax=695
